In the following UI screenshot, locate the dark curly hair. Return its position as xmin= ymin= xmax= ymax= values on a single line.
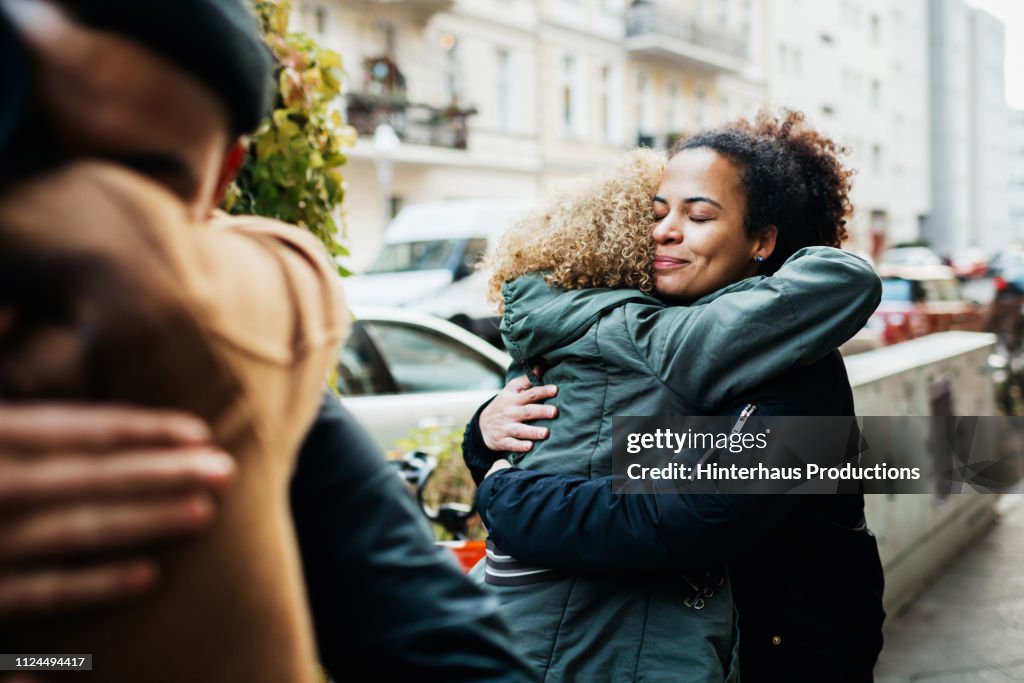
xmin=671 ymin=109 xmax=853 ymax=276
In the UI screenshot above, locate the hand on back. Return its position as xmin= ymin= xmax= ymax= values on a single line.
xmin=479 ymin=372 xmax=559 ymax=452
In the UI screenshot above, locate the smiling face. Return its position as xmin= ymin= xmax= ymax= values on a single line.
xmin=651 ymin=147 xmax=775 ymax=304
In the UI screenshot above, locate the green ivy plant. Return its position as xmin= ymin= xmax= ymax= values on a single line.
xmin=225 ymin=0 xmax=356 ymax=273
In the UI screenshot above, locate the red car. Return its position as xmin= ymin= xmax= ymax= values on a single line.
xmin=872 ymin=265 xmax=985 ymax=345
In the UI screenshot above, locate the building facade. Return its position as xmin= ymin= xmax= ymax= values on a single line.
xmin=297 ymin=0 xmax=764 ymax=270
xmin=765 ymin=0 xmax=931 ymax=255
xmin=295 ymin=0 xmax=992 ymax=268
xmin=925 ymin=0 xmax=1011 ymax=256
xmin=1010 ymin=108 xmax=1024 ymax=245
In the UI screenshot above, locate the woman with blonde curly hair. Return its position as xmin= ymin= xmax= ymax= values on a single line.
xmin=464 ymin=110 xmax=886 ymax=682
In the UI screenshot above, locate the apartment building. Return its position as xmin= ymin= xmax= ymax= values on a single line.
xmin=765 ymin=0 xmax=931 ymax=255
xmin=1010 ymin=108 xmax=1024 ymax=244
xmin=297 ymin=0 xmax=764 ymax=270
xmin=925 ymin=0 xmax=1011 ymax=256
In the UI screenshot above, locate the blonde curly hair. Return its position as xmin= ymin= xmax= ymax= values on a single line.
xmin=486 ymin=149 xmax=664 ymax=312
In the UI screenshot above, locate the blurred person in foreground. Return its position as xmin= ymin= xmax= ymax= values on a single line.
xmin=0 ymin=1 xmax=533 ymax=681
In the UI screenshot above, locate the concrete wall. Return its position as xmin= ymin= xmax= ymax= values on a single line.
xmin=846 ymin=332 xmax=1003 ymax=614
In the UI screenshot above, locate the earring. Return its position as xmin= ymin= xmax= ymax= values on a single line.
xmin=755 ymin=255 xmax=765 ymax=264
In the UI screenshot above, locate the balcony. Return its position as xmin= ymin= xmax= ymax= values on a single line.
xmin=346 ymin=92 xmax=477 ymax=150
xmin=345 ymin=0 xmax=453 ymax=24
xmin=625 ymin=3 xmax=749 ymax=73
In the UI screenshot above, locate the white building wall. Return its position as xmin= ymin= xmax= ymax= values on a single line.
xmin=1010 ymin=109 xmax=1024 ymax=245
xmin=925 ymin=0 xmax=1010 ymax=258
xmin=765 ymin=0 xmax=931 ymax=255
xmin=295 ymin=0 xmax=771 ymax=270
xmin=968 ymin=9 xmax=1011 ymax=255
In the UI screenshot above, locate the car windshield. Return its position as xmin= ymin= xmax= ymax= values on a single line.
xmin=367 ymin=240 xmax=460 ymax=273
xmin=881 ymin=278 xmax=914 ymax=302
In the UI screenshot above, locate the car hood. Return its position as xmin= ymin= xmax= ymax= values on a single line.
xmin=343 ymin=270 xmax=454 ymax=307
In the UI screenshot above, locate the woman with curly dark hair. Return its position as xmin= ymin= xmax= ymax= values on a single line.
xmin=464 ymin=110 xmax=886 ymax=682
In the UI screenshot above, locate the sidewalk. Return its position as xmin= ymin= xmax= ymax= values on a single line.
xmin=874 ymin=493 xmax=1024 ymax=682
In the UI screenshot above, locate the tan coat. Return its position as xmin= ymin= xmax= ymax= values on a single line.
xmin=0 ymin=162 xmax=346 ymax=682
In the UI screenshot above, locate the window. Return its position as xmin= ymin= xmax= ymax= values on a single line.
xmin=363 ymin=322 xmax=505 ymax=393
xmin=870 ymin=79 xmax=881 ymax=108
xmin=667 ymin=82 xmax=682 ymax=133
xmin=793 ymin=49 xmax=802 ymax=76
xmin=871 ymin=144 xmax=882 ymax=174
xmin=778 ymin=44 xmax=788 ymax=73
xmin=561 ymin=55 xmax=578 ymax=134
xmin=637 ymin=72 xmax=654 ymax=137
xmin=820 ymin=32 xmax=834 ymax=45
xmin=495 ymin=48 xmax=511 ymax=131
xmin=695 ymin=88 xmax=707 ymax=127
xmin=315 ymin=5 xmax=328 ymax=34
xmin=719 ymin=0 xmax=728 ymax=28
xmin=598 ymin=65 xmax=613 ymax=141
xmin=870 ymin=14 xmax=880 ymax=43
xmin=367 ymin=240 xmax=460 ymax=274
xmin=442 ymin=35 xmax=461 ymax=105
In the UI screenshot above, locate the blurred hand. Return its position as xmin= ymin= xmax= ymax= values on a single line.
xmin=479 ymin=374 xmax=558 ymax=453
xmin=0 ymin=405 xmax=234 ymax=618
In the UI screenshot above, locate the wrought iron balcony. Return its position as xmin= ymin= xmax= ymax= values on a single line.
xmin=625 ymin=3 xmax=749 ymax=73
xmin=346 ymin=92 xmax=477 ymax=150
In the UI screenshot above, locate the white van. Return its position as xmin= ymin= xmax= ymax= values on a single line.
xmin=343 ymin=198 xmax=529 ymax=347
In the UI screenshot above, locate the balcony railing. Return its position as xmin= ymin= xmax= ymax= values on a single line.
xmin=625 ymin=3 xmax=748 ymax=72
xmin=346 ymin=92 xmax=477 ymax=150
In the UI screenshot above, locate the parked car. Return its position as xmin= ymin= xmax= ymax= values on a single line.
xmin=343 ymin=199 xmax=530 ymax=347
xmin=878 ymin=246 xmax=944 ymax=269
xmin=996 ymin=262 xmax=1024 ymax=297
xmin=872 ymin=265 xmax=985 ymax=345
xmin=339 ymin=307 xmax=511 ymax=451
xmin=950 ymin=247 xmax=989 ymax=280
xmin=988 ymin=245 xmax=1024 ymax=278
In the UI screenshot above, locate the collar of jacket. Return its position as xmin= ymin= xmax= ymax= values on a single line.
xmin=499 ymin=273 xmax=657 ymax=365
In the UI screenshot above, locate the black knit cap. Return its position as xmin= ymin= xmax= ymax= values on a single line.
xmin=70 ymin=0 xmax=274 ymax=136
xmin=0 ymin=8 xmax=30 ymax=152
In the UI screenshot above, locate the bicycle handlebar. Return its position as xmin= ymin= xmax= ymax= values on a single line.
xmin=390 ymin=450 xmax=477 ymax=540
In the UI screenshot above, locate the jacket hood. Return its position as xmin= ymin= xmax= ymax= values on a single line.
xmin=500 ymin=273 xmax=658 ymax=363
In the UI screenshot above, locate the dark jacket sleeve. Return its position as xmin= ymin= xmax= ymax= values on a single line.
xmin=477 ymin=468 xmax=796 ymax=573
xmin=291 ymin=392 xmax=537 ymax=683
xmin=476 ymin=353 xmax=857 ymax=575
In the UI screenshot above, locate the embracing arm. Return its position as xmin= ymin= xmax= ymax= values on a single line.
xmin=635 ymin=246 xmax=880 ymax=411
xmin=476 ymin=468 xmax=796 ymax=573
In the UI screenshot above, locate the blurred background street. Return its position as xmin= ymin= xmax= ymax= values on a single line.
xmin=876 ymin=493 xmax=1024 ymax=683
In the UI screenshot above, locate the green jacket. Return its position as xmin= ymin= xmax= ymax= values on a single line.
xmin=475 ymin=246 xmax=881 ymax=682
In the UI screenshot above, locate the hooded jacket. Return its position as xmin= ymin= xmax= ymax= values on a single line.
xmin=471 ymin=246 xmax=881 ymax=682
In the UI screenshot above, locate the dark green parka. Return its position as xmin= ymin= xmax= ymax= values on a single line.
xmin=472 ymin=246 xmax=882 ymax=683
